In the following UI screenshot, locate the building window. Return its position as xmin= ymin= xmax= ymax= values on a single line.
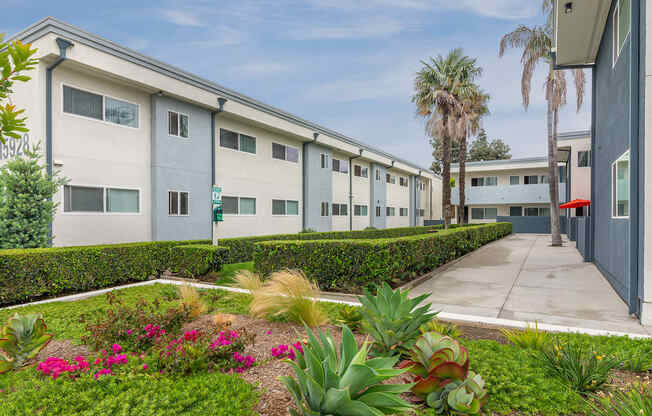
xmin=509 ymin=206 xmax=522 ymax=216
xmin=168 ymin=191 xmax=189 ymax=216
xmin=524 ymin=207 xmax=550 ymax=217
xmin=320 ymin=154 xmax=329 ymax=169
xmin=524 ymin=175 xmax=539 ymax=185
xmin=376 ymin=206 xmax=381 ymax=217
xmin=64 ymin=185 xmax=139 ymax=213
xmin=399 ymin=177 xmax=408 ymax=187
xmin=471 ymin=207 xmax=497 ymax=220
xmin=272 ymin=143 xmax=299 ymax=163
xmin=332 ymin=203 xmax=348 ymax=216
xmin=578 ymin=151 xmax=590 ymax=167
xmin=386 ymin=207 xmax=395 ymax=217
xmin=219 ymin=129 xmax=256 ymax=154
xmin=418 ymin=209 xmax=425 ymax=217
xmin=354 ymin=205 xmax=368 ymax=216
xmin=375 ymin=169 xmax=381 ymax=181
xmin=332 ymin=159 xmax=348 ymax=173
xmin=63 ymin=85 xmax=139 ymax=128
xmin=354 ymin=165 xmax=368 ymax=178
xmin=612 ymin=150 xmax=630 ymax=218
xmin=559 ymin=166 xmax=567 ymax=183
xmin=272 ymin=199 xmax=299 ymax=216
xmin=222 ymin=196 xmax=256 ymax=215
xmin=321 ymin=202 xmax=329 ymax=217
xmin=385 ymin=174 xmax=396 ymax=184
xmin=399 ymin=208 xmax=408 ymax=217
xmin=471 ymin=177 xmax=497 ymax=187
xmin=510 ymin=176 xmax=520 ymax=185
xmin=614 ymin=0 xmax=631 ymax=65
xmin=540 ymin=175 xmax=550 ymax=184
xmin=168 ymin=111 xmax=189 ymax=138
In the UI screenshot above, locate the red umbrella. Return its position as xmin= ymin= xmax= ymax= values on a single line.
xmin=559 ymin=199 xmax=591 ymax=209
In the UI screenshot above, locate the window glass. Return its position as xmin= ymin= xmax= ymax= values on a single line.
xmin=105 ymin=97 xmax=138 ymax=128
xmin=559 ymin=167 xmax=567 ymax=183
xmin=286 ymin=147 xmax=299 ymax=163
xmin=376 ymin=169 xmax=381 ymax=181
xmin=180 ymin=192 xmax=189 ymax=215
xmin=471 ymin=178 xmax=483 ymax=187
xmin=400 ymin=208 xmax=408 ymax=216
xmin=168 ymin=191 xmax=179 ymax=215
xmin=485 ymin=177 xmax=498 ymax=186
xmin=509 ymin=206 xmax=522 ymax=216
xmin=332 ymin=204 xmax=340 ymax=216
xmin=376 ymin=206 xmax=381 ymax=216
xmin=179 ymin=114 xmax=189 ymax=138
xmin=510 ymin=176 xmax=520 ymax=185
xmin=340 ymin=160 xmax=348 ymax=173
xmin=272 ymin=199 xmax=286 ymax=215
xmin=63 ymin=86 xmax=103 ymax=120
xmin=168 ymin=112 xmax=179 ymax=136
xmin=220 ymin=129 xmax=238 ymax=150
xmin=272 ymin=143 xmax=286 ymax=160
xmin=287 ymin=200 xmax=299 ymax=215
xmin=361 ymin=205 xmax=368 ymax=216
xmin=222 ymin=196 xmax=238 ymax=214
xmin=333 ymin=159 xmax=340 ymax=172
xmin=321 ymin=154 xmax=328 ymax=169
xmin=619 ymin=0 xmax=630 ymax=52
xmin=471 ymin=208 xmax=484 ymax=220
xmin=64 ymin=185 xmax=104 ymax=212
xmin=540 ymin=207 xmax=550 ymax=217
xmin=240 ymin=197 xmax=256 ymax=215
xmin=578 ymin=151 xmax=590 ymax=167
xmin=485 ymin=208 xmax=498 ymax=219
xmin=240 ymin=134 xmax=256 ymax=154
xmin=361 ymin=167 xmax=368 ymax=178
xmin=341 ymin=204 xmax=348 ymax=216
xmin=613 ymin=151 xmax=630 ymax=217
xmin=321 ymin=202 xmax=329 ymax=216
xmin=106 ymin=188 xmax=139 ymax=213
xmin=525 ymin=207 xmax=539 ymax=216
xmin=524 ymin=175 xmax=538 ymax=185
xmin=354 ymin=165 xmax=361 ymax=177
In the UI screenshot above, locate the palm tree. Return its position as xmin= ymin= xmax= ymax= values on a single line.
xmin=499 ymin=1 xmax=584 ymax=246
xmin=413 ymin=48 xmax=481 ymax=228
xmin=457 ymin=88 xmax=490 ymax=225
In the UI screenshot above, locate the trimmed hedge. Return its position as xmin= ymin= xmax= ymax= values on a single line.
xmin=169 ymin=244 xmax=230 ymax=278
xmin=253 ymin=223 xmax=512 ymax=292
xmin=219 ymin=224 xmax=457 ymax=263
xmin=0 ymin=239 xmax=209 ymax=306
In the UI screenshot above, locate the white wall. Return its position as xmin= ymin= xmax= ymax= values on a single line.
xmin=351 ymin=159 xmax=371 ymax=230
xmin=385 ymin=169 xmax=410 ymax=228
xmin=331 ymin=151 xmax=350 ymax=231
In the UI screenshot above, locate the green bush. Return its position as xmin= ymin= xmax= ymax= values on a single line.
xmin=169 ymin=244 xmax=230 ymax=277
xmin=253 ymin=223 xmax=512 ymax=292
xmin=0 ymin=239 xmax=209 ymax=306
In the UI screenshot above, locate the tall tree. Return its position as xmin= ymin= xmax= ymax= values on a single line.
xmin=499 ymin=1 xmax=585 ymax=246
xmin=0 ymin=34 xmax=38 ymax=144
xmin=413 ymin=48 xmax=481 ymax=228
xmin=429 ymin=136 xmax=463 ymax=175
xmin=468 ymin=130 xmax=511 ymax=161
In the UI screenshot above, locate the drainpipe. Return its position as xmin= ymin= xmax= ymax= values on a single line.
xmin=302 ymin=133 xmax=319 ymax=230
xmin=46 ymin=38 xmax=74 ymax=243
xmin=348 ymin=149 xmax=362 ymax=231
xmin=416 ymin=170 xmax=422 ymax=226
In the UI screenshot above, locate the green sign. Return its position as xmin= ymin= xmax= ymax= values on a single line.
xmin=212 ymin=185 xmax=222 ymax=204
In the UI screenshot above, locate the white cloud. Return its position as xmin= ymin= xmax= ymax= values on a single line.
xmin=159 ymin=9 xmax=205 ymax=27
xmin=435 ymin=0 xmax=540 ymax=20
xmin=288 ymin=17 xmax=411 ymax=40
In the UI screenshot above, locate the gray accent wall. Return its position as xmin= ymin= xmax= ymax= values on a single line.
xmin=303 ymin=142 xmax=332 ymax=232
xmin=592 ymin=0 xmax=632 ymax=303
xmin=409 ymin=176 xmax=416 ymax=227
xmin=151 ymin=95 xmax=212 ymax=241
xmin=451 ymin=184 xmax=566 ymax=205
xmin=370 ymin=163 xmax=386 ymax=228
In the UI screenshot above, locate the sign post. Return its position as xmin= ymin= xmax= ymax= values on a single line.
xmin=212 ymin=185 xmax=223 ymax=245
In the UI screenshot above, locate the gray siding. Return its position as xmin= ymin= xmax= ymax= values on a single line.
xmin=303 ymin=142 xmax=332 ymax=232
xmin=593 ymin=0 xmax=632 ymax=302
xmin=451 ymin=183 xmax=566 ymax=205
xmin=409 ymin=176 xmax=416 ymax=226
xmin=151 ymin=95 xmax=212 ymax=241
xmin=370 ymin=163 xmax=386 ymax=228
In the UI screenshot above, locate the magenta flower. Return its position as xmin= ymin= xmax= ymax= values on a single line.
xmin=112 ymin=344 xmax=122 ymax=354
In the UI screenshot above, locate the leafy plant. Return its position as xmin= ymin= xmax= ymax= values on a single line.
xmin=233 ymin=270 xmax=264 ymax=292
xmin=500 ymin=322 xmax=550 ymax=350
xmin=335 ymin=305 xmax=363 ymax=333
xmin=178 ymin=285 xmax=206 ymax=320
xmin=246 ymin=269 xmax=328 ymax=327
xmin=616 ymin=347 xmax=652 ymax=372
xmin=358 ymin=283 xmax=436 ymax=356
xmin=0 ymin=313 xmax=53 ymax=372
xmin=539 ymin=340 xmax=619 ymax=394
xmin=588 ymin=385 xmax=652 ymax=415
xmin=280 ymin=325 xmax=413 ymax=416
xmin=400 ymin=332 xmax=487 ymax=414
xmin=420 ymin=318 xmax=462 ymax=339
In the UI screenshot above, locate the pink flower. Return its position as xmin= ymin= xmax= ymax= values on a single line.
xmin=127 ymin=329 xmax=133 ymax=335
xmin=142 ymin=364 xmax=148 ymax=370
xmin=265 ymin=330 xmax=272 ymax=335
xmin=112 ymin=344 xmax=122 ymax=354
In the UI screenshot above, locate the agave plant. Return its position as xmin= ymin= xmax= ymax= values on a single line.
xmin=358 ymin=283 xmax=436 ymax=357
xmin=400 ymin=332 xmax=487 ymax=415
xmin=0 ymin=313 xmax=53 ymax=373
xmin=280 ymin=325 xmax=414 ymax=416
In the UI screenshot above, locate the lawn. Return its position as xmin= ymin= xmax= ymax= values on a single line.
xmin=1 ymin=283 xmax=651 ymax=415
xmin=212 ymin=261 xmax=254 ymax=285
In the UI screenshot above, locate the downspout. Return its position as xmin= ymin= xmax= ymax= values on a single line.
xmin=417 ymin=170 xmax=422 ymax=226
xmin=302 ymin=133 xmax=319 ymax=230
xmin=348 ymin=149 xmax=362 ymax=231
xmin=213 ymin=97 xmax=227 ymax=184
xmin=46 ymin=38 xmax=74 ymax=243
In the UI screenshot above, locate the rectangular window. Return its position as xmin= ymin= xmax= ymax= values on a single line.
xmin=332 ymin=159 xmax=340 ymax=172
xmin=612 ymin=151 xmax=630 ymax=218
xmin=332 ymin=203 xmax=340 ymax=216
xmin=239 ymin=197 xmax=256 ymax=215
xmin=168 ymin=191 xmax=189 ymax=216
xmin=559 ymin=166 xmax=567 ymax=183
xmin=578 ymin=151 xmax=590 ymax=167
xmin=471 ymin=207 xmax=497 ymax=220
xmin=524 ymin=175 xmax=539 ymax=185
xmin=376 ymin=169 xmax=381 ymax=181
xmin=539 ymin=175 xmax=549 ymax=184
xmin=471 ymin=178 xmax=483 ymax=187
xmin=64 ymin=185 xmax=104 ymax=212
xmin=105 ymin=97 xmax=139 ymax=128
xmin=221 ymin=196 xmax=239 ymax=215
xmin=354 ymin=165 xmax=368 ymax=178
xmin=272 ymin=199 xmax=286 ymax=215
xmin=354 ymin=205 xmax=368 ymax=216
xmin=419 ymin=209 xmax=425 ymax=217
xmin=540 ymin=207 xmax=550 ymax=217
xmin=510 ymin=176 xmax=520 ymax=185
xmin=287 ymin=200 xmax=299 ymax=215
xmin=222 ymin=196 xmax=255 ymax=215
xmin=321 ymin=154 xmax=329 ymax=169
xmin=168 ymin=111 xmax=189 ymax=138
xmin=399 ymin=177 xmax=408 ymax=187
xmin=287 ymin=147 xmax=299 ymax=163
xmin=272 ymin=143 xmax=299 ymax=162
xmin=614 ymin=0 xmax=630 ymax=65
xmin=509 ymin=206 xmax=523 ymax=216
xmin=63 ymin=86 xmax=103 ymax=121
xmin=524 ymin=207 xmax=550 ymax=217
xmin=321 ymin=202 xmax=329 ymax=217
xmin=400 ymin=208 xmax=408 ymax=217
xmin=239 ymin=134 xmax=256 ymax=154
xmin=219 ymin=129 xmax=239 ymax=150
xmin=386 ymin=207 xmax=395 ymax=216
xmin=376 ymin=206 xmax=381 ymax=217
xmin=485 ymin=177 xmax=498 ymax=186
xmin=331 ymin=204 xmax=348 ymax=216
xmin=105 ymin=188 xmax=139 ymax=213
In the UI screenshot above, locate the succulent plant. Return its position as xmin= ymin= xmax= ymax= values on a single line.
xmin=0 ymin=313 xmax=53 ymax=373
xmin=280 ymin=325 xmax=414 ymax=416
xmin=358 ymin=283 xmax=436 ymax=357
xmin=336 ymin=305 xmax=363 ymax=333
xmin=400 ymin=332 xmax=487 ymax=415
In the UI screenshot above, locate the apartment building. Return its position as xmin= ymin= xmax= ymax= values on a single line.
xmin=450 ymin=131 xmax=591 ymax=224
xmin=2 ymin=18 xmax=441 ymax=246
xmin=553 ymin=0 xmax=649 ymax=321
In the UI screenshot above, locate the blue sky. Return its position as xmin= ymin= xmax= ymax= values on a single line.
xmin=2 ymin=0 xmax=590 ymax=168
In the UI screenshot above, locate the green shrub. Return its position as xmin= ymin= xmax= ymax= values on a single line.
xmin=169 ymin=244 xmax=229 ymax=277
xmin=253 ymin=223 xmax=512 ymax=291
xmin=500 ymin=322 xmax=551 ymax=351
xmin=335 ymin=305 xmax=363 ymax=332
xmin=420 ymin=318 xmax=462 ymax=339
xmin=0 ymin=239 xmax=209 ymax=306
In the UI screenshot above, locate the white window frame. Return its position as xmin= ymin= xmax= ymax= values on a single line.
xmin=612 ymin=150 xmax=630 ymax=219
xmin=168 ymin=190 xmax=190 ymax=217
xmin=354 ymin=204 xmax=368 ymax=217
xmin=272 ymin=143 xmax=299 ymax=163
xmin=168 ymin=110 xmax=190 ymax=139
xmin=218 ymin=128 xmax=257 ymax=156
xmin=321 ymin=201 xmax=330 ymax=217
xmin=61 ymin=83 xmax=140 ymax=130
xmin=354 ymin=165 xmax=368 ymax=179
xmin=613 ymin=0 xmax=631 ymax=67
xmin=272 ymin=199 xmax=299 ymax=216
xmin=222 ymin=196 xmax=257 ymax=216
xmin=61 ymin=184 xmax=142 ymax=216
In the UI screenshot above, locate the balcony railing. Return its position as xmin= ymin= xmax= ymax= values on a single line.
xmin=451 ymin=183 xmax=566 ymax=205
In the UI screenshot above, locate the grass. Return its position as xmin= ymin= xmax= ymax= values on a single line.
xmin=214 ymin=262 xmax=254 ymax=285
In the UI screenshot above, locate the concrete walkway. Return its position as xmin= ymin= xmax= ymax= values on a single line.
xmin=410 ymin=234 xmax=650 ymax=335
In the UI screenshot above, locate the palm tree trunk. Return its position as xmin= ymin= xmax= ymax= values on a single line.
xmin=442 ymin=123 xmax=451 ymax=229
xmin=458 ymin=132 xmax=467 ymax=225
xmin=547 ymin=100 xmax=562 ymax=246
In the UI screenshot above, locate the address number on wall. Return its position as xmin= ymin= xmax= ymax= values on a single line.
xmin=0 ymin=134 xmax=30 ymax=161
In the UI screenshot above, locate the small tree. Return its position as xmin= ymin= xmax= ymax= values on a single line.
xmin=0 ymin=145 xmax=67 ymax=248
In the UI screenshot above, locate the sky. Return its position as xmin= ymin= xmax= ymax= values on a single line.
xmin=2 ymin=0 xmax=591 ymax=169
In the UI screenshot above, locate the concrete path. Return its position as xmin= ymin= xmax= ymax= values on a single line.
xmin=410 ymin=233 xmax=650 ymax=335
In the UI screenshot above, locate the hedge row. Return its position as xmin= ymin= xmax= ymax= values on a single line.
xmin=252 ymin=223 xmax=512 ymax=293
xmin=169 ymin=244 xmax=230 ymax=278
xmin=0 ymin=239 xmax=214 ymax=306
xmin=218 ymin=224 xmax=458 ymax=263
